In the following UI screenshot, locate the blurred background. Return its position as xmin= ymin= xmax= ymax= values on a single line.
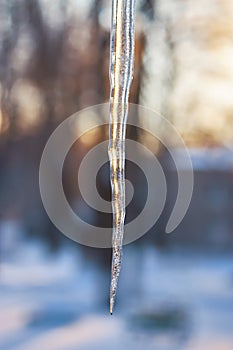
xmin=0 ymin=0 xmax=233 ymax=349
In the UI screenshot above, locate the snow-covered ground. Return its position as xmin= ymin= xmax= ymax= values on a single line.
xmin=1 ymin=236 xmax=233 ymax=350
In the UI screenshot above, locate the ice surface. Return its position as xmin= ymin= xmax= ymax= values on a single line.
xmin=108 ymin=0 xmax=135 ymax=313
xmin=108 ymin=0 xmax=136 ymax=314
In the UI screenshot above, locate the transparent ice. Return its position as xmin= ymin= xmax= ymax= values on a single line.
xmin=108 ymin=0 xmax=136 ymax=314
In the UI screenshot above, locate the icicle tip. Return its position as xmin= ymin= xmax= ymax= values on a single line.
xmin=110 ymin=301 xmax=113 ymax=315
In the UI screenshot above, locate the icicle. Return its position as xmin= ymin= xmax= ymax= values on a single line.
xmin=108 ymin=0 xmax=136 ymax=315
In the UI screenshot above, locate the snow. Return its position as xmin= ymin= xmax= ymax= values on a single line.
xmin=1 ymin=235 xmax=233 ymax=350
xmin=166 ymin=147 xmax=233 ymax=171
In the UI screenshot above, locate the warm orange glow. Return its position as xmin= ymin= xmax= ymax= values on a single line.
xmin=11 ymin=79 xmax=45 ymax=134
xmin=79 ymin=128 xmax=102 ymax=147
xmin=0 ymin=109 xmax=2 ymax=133
xmin=74 ymin=111 xmax=103 ymax=147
